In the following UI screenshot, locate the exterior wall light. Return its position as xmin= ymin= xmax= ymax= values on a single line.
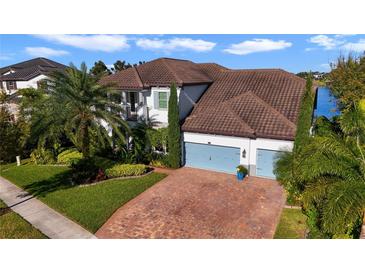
xmin=242 ymin=149 xmax=246 ymax=158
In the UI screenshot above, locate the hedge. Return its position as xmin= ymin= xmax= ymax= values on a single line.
xmin=57 ymin=148 xmax=83 ymax=165
xmin=105 ymin=164 xmax=148 ymax=178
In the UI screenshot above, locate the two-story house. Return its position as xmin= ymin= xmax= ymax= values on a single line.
xmin=101 ymin=57 xmax=313 ymax=179
xmin=0 ymin=57 xmax=67 ymax=115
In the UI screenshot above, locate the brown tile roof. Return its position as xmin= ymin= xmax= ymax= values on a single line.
xmin=182 ymin=69 xmax=306 ymax=140
xmin=197 ymin=63 xmax=229 ymax=80
xmin=100 ymin=57 xmax=307 ymax=140
xmin=100 ymin=58 xmax=212 ymax=89
xmin=0 ymin=57 xmax=67 ymax=81
xmin=99 ymin=67 xmax=143 ymax=90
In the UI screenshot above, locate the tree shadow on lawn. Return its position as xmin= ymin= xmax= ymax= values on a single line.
xmin=21 ymin=170 xmax=75 ymax=198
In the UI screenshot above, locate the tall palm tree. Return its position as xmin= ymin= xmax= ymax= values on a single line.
xmin=287 ymin=107 xmax=365 ymax=236
xmin=31 ymin=63 xmax=129 ymax=158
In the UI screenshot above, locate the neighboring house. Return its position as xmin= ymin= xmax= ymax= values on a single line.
xmin=0 ymin=57 xmax=67 ymax=94
xmin=0 ymin=57 xmax=67 ymax=116
xmin=103 ymin=58 xmax=312 ymax=178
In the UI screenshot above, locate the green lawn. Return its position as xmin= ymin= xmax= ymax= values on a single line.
xmin=0 ymin=200 xmax=46 ymax=239
xmin=1 ymin=163 xmax=166 ymax=233
xmin=274 ymin=208 xmax=308 ymax=239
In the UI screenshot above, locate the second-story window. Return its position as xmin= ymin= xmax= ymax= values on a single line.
xmin=7 ymin=81 xmax=17 ymax=90
xmin=158 ymin=92 xmax=168 ymax=109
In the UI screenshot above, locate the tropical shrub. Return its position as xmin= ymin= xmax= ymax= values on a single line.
xmin=70 ymin=157 xmax=100 ymax=184
xmin=147 ymin=127 xmax=168 ymax=152
xmin=105 ymin=164 xmax=148 ymax=178
xmin=30 ymin=147 xmax=56 ymax=165
xmin=236 ymin=165 xmax=248 ymax=174
xmin=150 ymin=153 xmax=169 ymax=168
xmin=57 ymin=148 xmax=83 ymax=165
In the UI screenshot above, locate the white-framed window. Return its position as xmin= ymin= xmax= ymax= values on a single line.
xmin=158 ymin=91 xmax=168 ymax=109
xmin=7 ymin=81 xmax=17 ymax=90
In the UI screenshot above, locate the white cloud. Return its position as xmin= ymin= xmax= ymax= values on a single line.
xmin=25 ymin=47 xmax=69 ymax=57
xmin=36 ymin=34 xmax=129 ymax=52
xmin=223 ymin=39 xmax=292 ymax=55
xmin=341 ymin=39 xmax=365 ymax=52
xmin=136 ymin=38 xmax=216 ymax=52
xmin=305 ymin=47 xmax=316 ymax=52
xmin=0 ymin=55 xmax=12 ymax=60
xmin=335 ymin=34 xmax=355 ymax=38
xmin=320 ymin=63 xmax=331 ymax=71
xmin=308 ymin=35 xmax=344 ymax=50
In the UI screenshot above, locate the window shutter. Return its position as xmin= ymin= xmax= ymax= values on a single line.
xmin=6 ymin=81 xmax=9 ymax=90
xmin=167 ymin=92 xmax=170 ymax=108
xmin=14 ymin=81 xmax=17 ymax=89
xmin=154 ymin=91 xmax=159 ymax=109
xmin=0 ymin=81 xmax=3 ymax=89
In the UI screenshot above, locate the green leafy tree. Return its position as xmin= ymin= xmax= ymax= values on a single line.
xmin=112 ymin=60 xmax=132 ymax=72
xmin=167 ymin=83 xmax=181 ymax=168
xmin=31 ymin=63 xmax=129 ymax=158
xmin=90 ymin=60 xmax=111 ymax=78
xmin=0 ymin=91 xmax=22 ymax=163
xmin=328 ymin=54 xmax=365 ymax=109
xmin=111 ymin=60 xmax=146 ymax=73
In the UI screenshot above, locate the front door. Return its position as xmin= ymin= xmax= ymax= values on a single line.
xmin=129 ymin=92 xmax=136 ymax=112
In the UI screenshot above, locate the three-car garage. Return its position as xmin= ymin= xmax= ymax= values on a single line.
xmin=183 ymin=132 xmax=292 ymax=179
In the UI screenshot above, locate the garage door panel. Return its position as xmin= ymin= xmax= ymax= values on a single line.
xmin=184 ymin=142 xmax=240 ymax=174
xmin=256 ymin=149 xmax=282 ymax=179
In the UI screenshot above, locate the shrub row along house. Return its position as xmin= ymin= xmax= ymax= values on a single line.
xmin=101 ymin=57 xmax=310 ymax=178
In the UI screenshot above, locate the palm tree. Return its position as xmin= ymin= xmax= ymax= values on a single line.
xmin=275 ymin=71 xmax=365 ymax=237
xmin=285 ymin=107 xmax=365 ymax=236
xmin=31 ymin=63 xmax=129 ymax=158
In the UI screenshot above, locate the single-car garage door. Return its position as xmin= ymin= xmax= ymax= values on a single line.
xmin=256 ymin=149 xmax=282 ymax=179
xmin=184 ymin=142 xmax=240 ymax=174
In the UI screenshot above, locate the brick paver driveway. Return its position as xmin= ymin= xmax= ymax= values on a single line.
xmin=96 ymin=167 xmax=285 ymax=239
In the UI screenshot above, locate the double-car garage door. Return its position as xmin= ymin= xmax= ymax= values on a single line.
xmin=184 ymin=142 xmax=240 ymax=174
xmin=184 ymin=142 xmax=280 ymax=178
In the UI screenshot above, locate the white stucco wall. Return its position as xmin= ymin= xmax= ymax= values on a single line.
xmin=1 ymin=74 xmax=48 ymax=95
xmin=182 ymin=132 xmax=293 ymax=170
xmin=145 ymin=86 xmax=181 ymax=125
xmin=16 ymin=75 xmax=48 ymax=89
xmin=144 ymin=85 xmax=207 ymax=125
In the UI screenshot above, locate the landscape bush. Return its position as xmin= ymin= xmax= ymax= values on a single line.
xmin=57 ymin=148 xmax=83 ymax=165
xmin=70 ymin=158 xmax=100 ymax=184
xmin=30 ymin=147 xmax=56 ymax=165
xmin=105 ymin=164 xmax=148 ymax=178
xmin=150 ymin=152 xmax=169 ymax=168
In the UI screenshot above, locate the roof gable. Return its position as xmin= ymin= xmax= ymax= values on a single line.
xmin=99 ymin=67 xmax=143 ymax=90
xmin=100 ymin=58 xmax=213 ymax=89
xmin=0 ymin=57 xmax=67 ymax=81
xmin=182 ymin=69 xmax=306 ymax=140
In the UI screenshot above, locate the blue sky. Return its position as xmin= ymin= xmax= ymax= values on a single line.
xmin=1 ymin=34 xmax=365 ymax=73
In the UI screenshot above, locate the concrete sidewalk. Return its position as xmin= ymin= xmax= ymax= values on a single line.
xmin=0 ymin=176 xmax=96 ymax=239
